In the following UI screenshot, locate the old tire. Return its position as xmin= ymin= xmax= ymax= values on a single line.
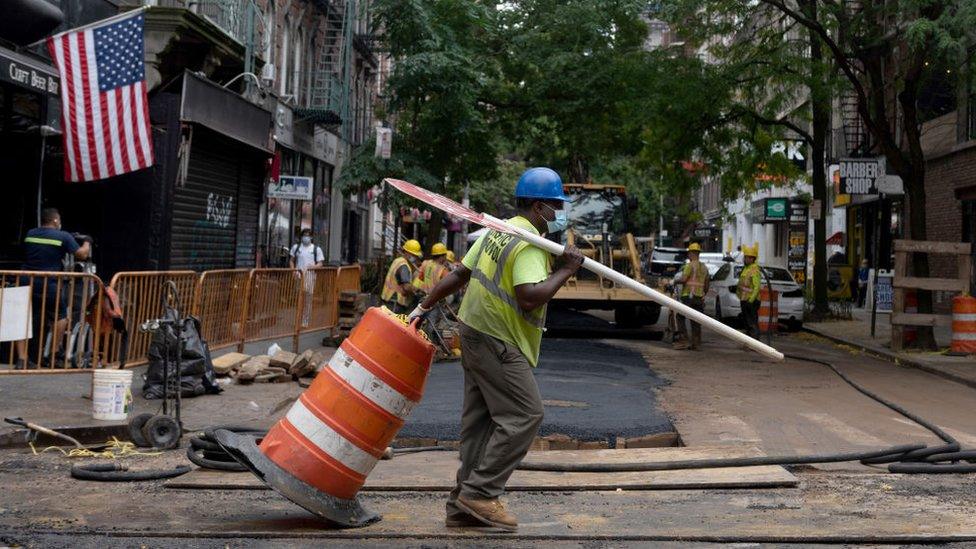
xmin=128 ymin=413 xmax=154 ymax=448
xmin=614 ymin=305 xmax=639 ymax=328
xmin=141 ymin=415 xmax=182 ymax=450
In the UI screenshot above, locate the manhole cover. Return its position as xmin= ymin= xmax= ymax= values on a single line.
xmin=542 ymin=399 xmax=590 ymax=409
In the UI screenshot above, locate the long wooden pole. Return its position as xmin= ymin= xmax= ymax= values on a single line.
xmin=483 ymin=214 xmax=785 ymax=361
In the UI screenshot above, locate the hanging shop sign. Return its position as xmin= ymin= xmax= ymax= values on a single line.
xmin=268 ymin=174 xmax=313 ymax=200
xmin=375 ymin=127 xmax=392 ymax=159
xmin=838 ymin=158 xmax=884 ymax=195
xmin=0 ymin=48 xmax=59 ymax=97
xmin=788 ymin=202 xmax=809 ymax=286
xmin=751 ymin=197 xmax=789 ymax=223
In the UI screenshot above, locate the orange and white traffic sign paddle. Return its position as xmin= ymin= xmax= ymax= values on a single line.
xmin=216 ymin=307 xmax=435 ymax=527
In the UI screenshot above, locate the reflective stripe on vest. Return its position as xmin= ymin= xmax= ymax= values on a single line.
xmin=738 ymin=264 xmax=759 ymax=301
xmin=24 ymin=236 xmax=63 ymax=247
xmin=470 ymin=236 xmax=546 ymax=329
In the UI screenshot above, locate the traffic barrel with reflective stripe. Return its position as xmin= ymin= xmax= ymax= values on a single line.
xmin=215 ymin=306 xmax=435 ymax=527
xmin=951 ymin=295 xmax=976 ymax=354
xmin=759 ymin=287 xmax=779 ymax=333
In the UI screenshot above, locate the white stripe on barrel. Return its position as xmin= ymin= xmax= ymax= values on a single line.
xmin=953 ymin=313 xmax=976 ymax=322
xmin=327 ymin=347 xmax=418 ymax=419
xmin=285 ymin=398 xmax=378 ymax=476
xmin=952 ymin=332 xmax=976 ymax=341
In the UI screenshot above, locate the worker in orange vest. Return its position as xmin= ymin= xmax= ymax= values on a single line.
xmin=673 ymin=242 xmax=710 ymax=350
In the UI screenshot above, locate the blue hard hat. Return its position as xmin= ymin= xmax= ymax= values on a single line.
xmin=514 ymin=167 xmax=569 ymax=202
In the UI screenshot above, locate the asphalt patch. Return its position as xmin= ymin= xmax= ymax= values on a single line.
xmin=399 ymin=338 xmax=674 ymax=443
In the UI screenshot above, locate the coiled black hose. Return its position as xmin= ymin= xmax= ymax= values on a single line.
xmin=518 ymin=353 xmax=976 ymax=474
xmin=187 ymin=426 xmax=266 ymax=471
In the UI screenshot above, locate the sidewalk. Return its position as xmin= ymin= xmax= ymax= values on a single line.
xmin=805 ymin=308 xmax=976 ymax=389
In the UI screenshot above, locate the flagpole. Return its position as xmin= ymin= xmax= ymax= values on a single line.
xmin=25 ymin=6 xmax=149 ymax=49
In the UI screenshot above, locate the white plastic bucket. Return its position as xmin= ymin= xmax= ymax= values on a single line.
xmin=92 ymin=369 xmax=134 ymax=421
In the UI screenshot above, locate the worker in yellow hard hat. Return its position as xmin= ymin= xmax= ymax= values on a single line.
xmin=673 ymin=242 xmax=709 ymax=350
xmin=415 ymin=243 xmax=451 ymax=294
xmin=737 ymin=244 xmax=762 ymax=339
xmin=382 ymin=239 xmax=423 ymax=313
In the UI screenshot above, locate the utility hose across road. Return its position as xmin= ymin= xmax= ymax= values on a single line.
xmin=517 ymin=353 xmax=976 ymax=474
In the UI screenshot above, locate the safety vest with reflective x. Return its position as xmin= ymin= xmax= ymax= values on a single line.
xmin=680 ymin=261 xmax=708 ymax=298
xmin=458 ymin=217 xmax=549 ymax=366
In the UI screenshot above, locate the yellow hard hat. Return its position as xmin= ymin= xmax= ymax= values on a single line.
xmin=403 ymin=239 xmax=423 ymax=257
xmin=743 ymin=244 xmax=758 ymax=258
xmin=431 ymin=243 xmax=448 ymax=256
xmin=687 ymin=242 xmax=702 ymax=252
xmin=446 ymin=251 xmax=456 ymax=262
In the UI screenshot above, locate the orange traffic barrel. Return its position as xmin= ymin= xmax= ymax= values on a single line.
xmin=951 ymin=295 xmax=976 ymax=354
xmin=216 ymin=306 xmax=435 ymax=527
xmin=759 ymin=287 xmax=779 ymax=333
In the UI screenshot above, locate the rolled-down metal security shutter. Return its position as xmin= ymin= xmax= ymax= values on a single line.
xmin=170 ymin=127 xmax=263 ymax=270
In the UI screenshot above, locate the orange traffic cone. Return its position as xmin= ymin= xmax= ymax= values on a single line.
xmin=217 ymin=307 xmax=435 ymax=527
xmin=951 ymin=295 xmax=976 ymax=354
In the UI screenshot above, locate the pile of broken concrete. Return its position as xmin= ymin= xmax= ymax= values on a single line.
xmin=211 ymin=348 xmax=329 ymax=384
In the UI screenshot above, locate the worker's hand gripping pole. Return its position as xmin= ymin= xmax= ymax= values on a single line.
xmin=383 ymin=178 xmax=784 ymax=361
xmin=483 ymin=214 xmax=784 ymax=361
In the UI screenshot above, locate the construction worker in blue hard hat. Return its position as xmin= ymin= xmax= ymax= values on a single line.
xmin=407 ymin=166 xmax=584 ymax=531
xmin=672 ymin=242 xmax=709 ymax=350
xmin=382 ymin=239 xmax=424 ymax=314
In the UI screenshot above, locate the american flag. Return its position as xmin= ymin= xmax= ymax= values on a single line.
xmin=47 ymin=11 xmax=154 ymax=182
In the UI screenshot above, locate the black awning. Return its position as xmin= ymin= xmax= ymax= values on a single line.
xmin=180 ymin=70 xmax=273 ymax=153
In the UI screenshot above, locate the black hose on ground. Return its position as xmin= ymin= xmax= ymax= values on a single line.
xmin=517 ymin=353 xmax=976 ymax=475
xmin=71 ymin=462 xmax=191 ymax=481
xmin=187 ymin=427 xmax=266 ymax=471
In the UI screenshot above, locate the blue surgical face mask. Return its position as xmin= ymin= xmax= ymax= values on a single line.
xmin=301 ymin=236 xmax=312 ymax=245
xmin=541 ymin=203 xmax=568 ymax=234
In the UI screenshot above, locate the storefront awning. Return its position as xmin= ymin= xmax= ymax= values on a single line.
xmin=180 ymin=70 xmax=273 ymax=153
xmin=826 ymin=231 xmax=845 ymax=245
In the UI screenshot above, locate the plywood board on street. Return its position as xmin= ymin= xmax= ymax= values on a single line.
xmin=165 ymin=445 xmax=797 ymax=491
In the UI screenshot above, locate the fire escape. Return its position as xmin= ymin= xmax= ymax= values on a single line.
xmin=297 ymin=0 xmax=356 ymax=138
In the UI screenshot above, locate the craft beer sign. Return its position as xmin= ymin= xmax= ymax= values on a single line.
xmin=838 ymin=158 xmax=884 ymax=195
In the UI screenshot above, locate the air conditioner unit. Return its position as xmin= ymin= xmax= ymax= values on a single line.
xmin=261 ymin=63 xmax=276 ymax=83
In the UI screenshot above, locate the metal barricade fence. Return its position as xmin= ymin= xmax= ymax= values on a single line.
xmin=300 ymin=266 xmax=339 ymax=333
xmin=106 ymin=271 xmax=198 ymax=367
xmin=3 ymin=264 xmax=362 ymax=373
xmin=193 ymin=269 xmax=251 ymax=351
xmin=0 ymin=271 xmax=105 ymax=372
xmin=243 ymin=268 xmax=303 ymax=349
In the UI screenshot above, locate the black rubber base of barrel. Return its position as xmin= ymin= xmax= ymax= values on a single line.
xmin=213 ymin=429 xmax=381 ymax=528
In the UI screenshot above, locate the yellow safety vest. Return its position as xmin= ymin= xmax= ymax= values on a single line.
xmin=737 ymin=263 xmax=761 ymax=303
xmin=382 ymin=256 xmax=415 ymax=306
xmin=415 ymin=259 xmax=447 ymax=293
xmin=680 ymin=261 xmax=708 ymax=298
xmin=457 ymin=217 xmax=550 ymax=366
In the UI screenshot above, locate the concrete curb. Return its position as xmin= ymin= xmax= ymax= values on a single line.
xmin=802 ymin=326 xmax=976 ymax=390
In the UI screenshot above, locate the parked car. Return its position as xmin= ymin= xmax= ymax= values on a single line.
xmin=646 ymin=246 xmax=688 ymax=285
xmin=698 ymin=252 xmax=733 ymax=277
xmin=703 ymin=263 xmax=804 ymax=330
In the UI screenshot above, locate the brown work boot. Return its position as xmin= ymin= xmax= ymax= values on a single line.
xmin=672 ymin=340 xmax=689 ymax=350
xmin=456 ymin=496 xmax=517 ymax=531
xmin=445 ymin=501 xmax=484 ymax=527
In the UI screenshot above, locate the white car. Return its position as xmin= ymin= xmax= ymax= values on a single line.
xmin=703 ymin=263 xmax=804 ymax=330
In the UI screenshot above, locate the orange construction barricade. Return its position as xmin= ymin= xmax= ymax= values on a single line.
xmin=951 ymin=295 xmax=976 ymax=354
xmin=216 ymin=306 xmax=435 ymax=527
xmin=758 ymin=287 xmax=779 ymax=334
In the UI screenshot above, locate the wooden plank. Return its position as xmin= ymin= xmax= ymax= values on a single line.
xmin=890 ymin=312 xmax=953 ymax=327
xmin=894 ymin=251 xmax=909 ymax=278
xmin=892 ymin=277 xmax=969 ymax=292
xmin=165 ymin=446 xmax=797 ymax=491
xmin=894 ymin=240 xmax=972 ymax=255
xmin=959 ymin=253 xmax=973 ymax=292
